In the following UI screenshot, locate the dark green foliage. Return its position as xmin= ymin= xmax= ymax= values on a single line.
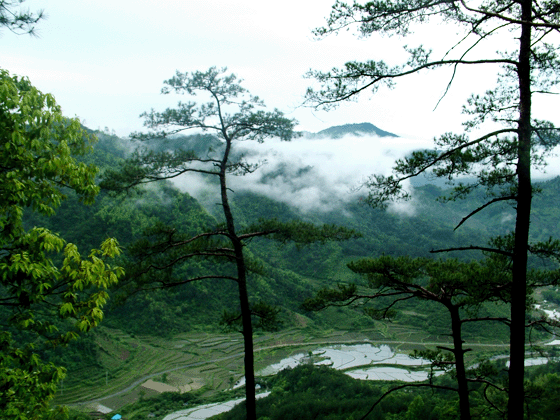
xmin=0 ymin=0 xmax=44 ymax=36
xmin=216 ymin=365 xmax=382 ymax=420
xmin=523 ymin=361 xmax=560 ymax=420
xmin=215 ymin=364 xmax=474 ymax=420
xmin=303 ymin=254 xmax=521 ymax=419
xmin=0 ymin=69 xmax=124 ymax=418
xmin=305 ymin=2 xmax=560 ymax=416
xmin=211 ymin=361 xmax=560 ymax=420
xmin=221 ymin=301 xmax=282 ymax=332
xmin=66 ymin=410 xmax=91 ymax=420
xmin=17 ymin=118 xmax=560 ymax=417
xmin=100 ymin=66 xmax=311 ymax=420
xmin=243 ymin=218 xmax=360 ymax=248
xmin=0 ymin=331 xmax=67 ymax=419
xmin=26 ymin=125 xmax=560 ymax=342
xmin=541 ymin=288 xmax=560 ymax=306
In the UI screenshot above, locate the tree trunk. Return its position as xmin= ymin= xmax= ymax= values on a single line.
xmin=219 ymin=138 xmax=257 ymax=420
xmin=508 ymin=1 xmax=533 ymax=418
xmin=449 ymin=305 xmax=471 ymax=420
xmin=236 ymin=263 xmax=257 ymax=420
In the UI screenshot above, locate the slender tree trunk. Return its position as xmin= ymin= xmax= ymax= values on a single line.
xmin=236 ymin=259 xmax=257 ymax=420
xmin=449 ymin=305 xmax=471 ymax=420
xmin=219 ymin=138 xmax=257 ymax=420
xmin=508 ymin=1 xmax=533 ymax=418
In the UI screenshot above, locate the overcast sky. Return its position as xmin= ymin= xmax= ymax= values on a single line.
xmin=5 ymin=0 xmax=547 ymax=139
xmin=3 ymin=0 xmax=560 ymax=200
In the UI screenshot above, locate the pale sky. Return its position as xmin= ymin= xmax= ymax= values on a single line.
xmin=1 ymin=0 xmax=532 ymax=140
xmin=3 ymin=0 xmax=560 ymax=183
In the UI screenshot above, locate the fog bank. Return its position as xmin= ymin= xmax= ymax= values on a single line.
xmin=172 ymin=133 xmax=430 ymax=214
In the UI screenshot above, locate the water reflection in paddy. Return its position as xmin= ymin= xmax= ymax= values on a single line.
xmin=258 ymin=343 xmax=436 ymax=382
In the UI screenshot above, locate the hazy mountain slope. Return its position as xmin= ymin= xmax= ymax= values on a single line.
xmin=25 ymin=126 xmax=560 ymax=339
xmin=21 ymin=124 xmax=559 ymax=399
xmin=308 ymin=122 xmax=399 ymax=139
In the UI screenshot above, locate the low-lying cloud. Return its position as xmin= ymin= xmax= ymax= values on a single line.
xmin=166 ymin=132 xmax=560 ymax=216
xmin=171 ymin=133 xmax=431 ymax=214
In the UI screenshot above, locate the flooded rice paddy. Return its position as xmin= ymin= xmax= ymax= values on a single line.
xmin=165 ymin=343 xmax=430 ymax=420
xmin=257 ymin=343 xmax=435 ymax=382
xmin=164 ymin=342 xmax=557 ymax=420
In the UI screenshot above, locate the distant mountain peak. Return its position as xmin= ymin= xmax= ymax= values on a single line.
xmin=311 ymin=122 xmax=398 ymax=139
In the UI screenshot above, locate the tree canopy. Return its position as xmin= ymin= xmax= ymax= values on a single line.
xmin=304 ymin=254 xmax=516 ymax=420
xmin=102 ymin=66 xmax=358 ymax=420
xmin=0 ymin=69 xmax=123 ymax=419
xmin=306 ymin=1 xmax=560 ymax=418
xmin=0 ymin=0 xmax=44 ymax=36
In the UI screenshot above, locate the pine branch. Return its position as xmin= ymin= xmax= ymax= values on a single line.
xmin=454 ymin=196 xmax=516 ymax=230
xmin=430 ymin=245 xmax=514 ymax=257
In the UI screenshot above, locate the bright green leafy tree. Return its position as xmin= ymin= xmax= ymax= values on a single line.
xmin=0 ymin=69 xmax=124 ymax=419
xmin=305 ymin=2 xmax=560 ymax=417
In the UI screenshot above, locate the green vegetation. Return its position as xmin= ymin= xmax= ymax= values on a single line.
xmin=210 ymin=362 xmax=560 ymax=420
xmin=90 ymin=355 xmax=552 ymax=420
xmin=0 ymin=69 xmax=123 ymax=419
xmin=3 ymin=1 xmax=560 ymax=419
xmin=10 ymin=121 xmax=559 ymax=417
xmin=305 ymin=1 xmax=560 ymax=418
xmin=304 ymin=255 xmax=517 ymax=419
xmin=99 ymin=67 xmax=358 ymax=420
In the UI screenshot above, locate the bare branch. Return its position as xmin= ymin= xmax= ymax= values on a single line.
xmin=388 ymin=128 xmax=515 ymax=186
xmin=132 ymin=250 xmax=237 ymax=276
xmin=462 ymin=316 xmax=511 ymax=326
xmin=481 ymin=380 xmax=507 ymax=417
xmin=430 ymin=245 xmax=514 ymax=257
xmin=158 ymin=274 xmax=239 ymax=287
xmin=436 ymin=22 xmax=512 ymax=109
xmin=454 ymin=196 xmax=516 ymax=230
xmin=306 ymin=58 xmax=517 ymax=109
xmin=123 ymin=275 xmax=240 ymax=298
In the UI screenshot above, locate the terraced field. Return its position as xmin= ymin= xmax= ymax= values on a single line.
xmin=56 ymin=328 xmax=198 ymax=404
xmin=61 ymin=323 xmax=509 ymax=413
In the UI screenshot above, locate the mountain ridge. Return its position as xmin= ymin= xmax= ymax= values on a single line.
xmin=305 ymin=122 xmax=398 ymax=139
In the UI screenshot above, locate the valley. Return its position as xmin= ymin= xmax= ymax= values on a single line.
xmin=7 ymin=123 xmax=560 ymax=420
xmin=66 ymin=324 xmax=513 ymax=416
xmin=5 ymin=1 xmax=560 ymax=418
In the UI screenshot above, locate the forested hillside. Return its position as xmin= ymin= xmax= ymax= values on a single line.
xmin=12 ymin=122 xmax=560 ymax=419
xmin=5 ymin=0 xmax=560 ymax=418
xmin=25 ymin=126 xmax=560 ymax=342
